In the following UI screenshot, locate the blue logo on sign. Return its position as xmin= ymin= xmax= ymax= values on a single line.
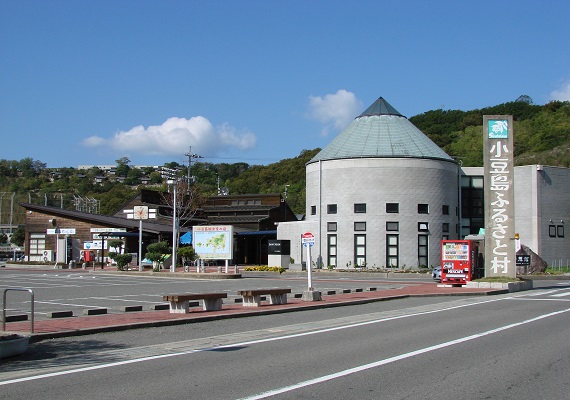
xmin=488 ymin=120 xmax=508 ymax=139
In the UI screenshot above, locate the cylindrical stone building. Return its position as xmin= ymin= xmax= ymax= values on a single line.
xmin=304 ymin=97 xmax=459 ymax=269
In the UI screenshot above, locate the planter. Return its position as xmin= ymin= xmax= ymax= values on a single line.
xmin=465 ymin=280 xmax=533 ymax=292
xmin=0 ymin=335 xmax=30 ymax=359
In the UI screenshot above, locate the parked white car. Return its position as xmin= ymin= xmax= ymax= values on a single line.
xmin=432 ymin=266 xmax=442 ymax=281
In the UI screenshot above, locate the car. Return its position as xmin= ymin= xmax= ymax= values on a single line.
xmin=432 ymin=266 xmax=441 ymax=281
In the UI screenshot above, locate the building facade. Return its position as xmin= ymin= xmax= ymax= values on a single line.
xmin=461 ymin=165 xmax=570 ymax=266
xmin=278 ymin=97 xmax=460 ymax=269
xmin=278 ymin=97 xmax=570 ymax=270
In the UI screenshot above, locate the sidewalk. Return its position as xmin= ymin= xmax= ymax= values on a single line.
xmin=3 ymin=280 xmax=506 ymax=343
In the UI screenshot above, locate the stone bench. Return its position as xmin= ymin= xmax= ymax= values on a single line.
xmin=162 ymin=293 xmax=227 ymax=313
xmin=237 ymin=288 xmax=291 ymax=307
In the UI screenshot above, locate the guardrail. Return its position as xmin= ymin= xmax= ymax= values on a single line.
xmin=2 ymin=288 xmax=34 ymax=333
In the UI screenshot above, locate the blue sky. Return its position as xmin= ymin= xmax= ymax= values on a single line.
xmin=1 ymin=0 xmax=569 ymax=169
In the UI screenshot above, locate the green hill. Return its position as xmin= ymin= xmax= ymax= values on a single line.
xmin=1 ymin=99 xmax=569 ymax=222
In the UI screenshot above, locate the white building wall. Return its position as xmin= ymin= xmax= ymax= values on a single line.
xmin=514 ymin=166 xmax=540 ymax=253
xmin=303 ymin=158 xmax=459 ymax=269
xmin=277 ymin=220 xmax=317 ymax=267
xmin=463 ymin=165 xmax=570 ymax=265
xmin=532 ymin=166 xmax=570 ymax=264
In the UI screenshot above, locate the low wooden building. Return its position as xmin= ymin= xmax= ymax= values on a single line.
xmin=20 ymin=190 xmax=298 ymax=266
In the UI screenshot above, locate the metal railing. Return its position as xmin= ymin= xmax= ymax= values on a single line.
xmin=2 ymin=288 xmax=34 ymax=333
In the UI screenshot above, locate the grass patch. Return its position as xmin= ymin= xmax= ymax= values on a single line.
xmin=544 ymin=267 xmax=570 ymax=274
xmin=473 ymin=277 xmax=522 ymax=283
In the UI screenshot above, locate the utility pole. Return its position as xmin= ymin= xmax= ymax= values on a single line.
xmin=185 ymin=146 xmax=203 ymax=187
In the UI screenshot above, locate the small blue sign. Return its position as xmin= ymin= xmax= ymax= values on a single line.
xmin=488 ymin=119 xmax=508 ymax=139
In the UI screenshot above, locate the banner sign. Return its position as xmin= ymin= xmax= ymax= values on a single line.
xmin=483 ymin=115 xmax=515 ymax=277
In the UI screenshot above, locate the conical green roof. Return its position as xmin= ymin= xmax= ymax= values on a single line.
xmin=309 ymin=97 xmax=454 ymax=163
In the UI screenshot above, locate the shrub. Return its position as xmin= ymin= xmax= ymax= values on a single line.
xmin=244 ymin=266 xmax=285 ymax=274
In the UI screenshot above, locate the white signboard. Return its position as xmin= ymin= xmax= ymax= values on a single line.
xmin=84 ymin=241 xmax=108 ymax=250
xmin=193 ymin=225 xmax=234 ymax=260
xmin=90 ymin=228 xmax=127 ymax=233
xmin=47 ymin=228 xmax=76 ymax=235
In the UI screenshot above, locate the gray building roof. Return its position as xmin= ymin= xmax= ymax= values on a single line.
xmin=309 ymin=97 xmax=454 ymax=163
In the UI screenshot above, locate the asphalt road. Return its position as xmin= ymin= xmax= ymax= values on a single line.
xmin=0 ymin=269 xmax=423 ymax=319
xmin=1 ymin=278 xmax=569 ymax=399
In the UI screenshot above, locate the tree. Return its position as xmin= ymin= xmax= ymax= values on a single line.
xmin=115 ymin=157 xmax=131 ymax=177
xmin=145 ymin=241 xmax=171 ymax=272
xmin=515 ymin=94 xmax=534 ymax=105
xmin=10 ymin=226 xmax=25 ymax=247
xmin=108 ymin=252 xmax=133 ymax=271
xmin=178 ymin=245 xmax=197 ymax=269
xmin=161 ymin=179 xmax=206 ymax=247
xmin=0 ymin=233 xmax=7 ymax=245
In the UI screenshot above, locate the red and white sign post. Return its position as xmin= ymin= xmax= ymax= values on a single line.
xmin=302 ymin=232 xmax=315 ymax=291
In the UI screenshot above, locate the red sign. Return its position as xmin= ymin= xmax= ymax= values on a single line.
xmin=302 ymin=232 xmax=315 ymax=247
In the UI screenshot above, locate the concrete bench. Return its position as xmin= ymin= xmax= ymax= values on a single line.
xmin=163 ymin=293 xmax=227 ymax=313
xmin=237 ymin=288 xmax=291 ymax=307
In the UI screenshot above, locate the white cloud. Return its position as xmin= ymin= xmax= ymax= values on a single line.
xmin=82 ymin=116 xmax=256 ymax=157
xmin=307 ymin=89 xmax=363 ymax=136
xmin=550 ymin=81 xmax=570 ymax=101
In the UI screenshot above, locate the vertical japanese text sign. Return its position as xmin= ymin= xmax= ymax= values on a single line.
xmin=483 ymin=115 xmax=515 ymax=278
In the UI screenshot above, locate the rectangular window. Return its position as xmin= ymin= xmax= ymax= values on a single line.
xmin=327 ymin=204 xmax=337 ymax=214
xmin=442 ymin=235 xmax=449 ymax=241
xmin=354 ymin=203 xmax=366 ymax=213
xmin=442 ymin=205 xmax=449 ymax=215
xmin=442 ymin=223 xmax=449 ymax=233
xmin=354 ymin=222 xmax=366 ymax=231
xmin=386 ymin=234 xmax=399 ymax=268
xmin=386 ymin=203 xmax=399 ymax=213
xmin=418 ymin=222 xmax=429 ymax=232
xmin=311 ymin=205 xmax=316 ymax=215
xmin=327 ymin=234 xmax=337 ymax=268
xmin=557 ymin=225 xmax=565 ymax=238
xmin=29 ymin=233 xmax=46 ymax=256
xmin=354 ymin=234 xmax=366 ymax=267
xmin=418 ymin=204 xmax=429 ymax=214
xmin=549 ymin=225 xmax=556 ymax=237
xmin=386 ymin=221 xmax=399 ymax=231
xmin=418 ymin=234 xmax=428 ymax=267
xmin=327 ymin=222 xmax=337 ymax=232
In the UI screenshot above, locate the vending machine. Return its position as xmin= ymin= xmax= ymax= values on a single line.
xmin=440 ymin=240 xmax=481 ymax=285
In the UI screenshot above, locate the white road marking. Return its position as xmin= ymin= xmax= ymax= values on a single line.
xmin=551 ymin=291 xmax=570 ymax=297
xmin=238 ymin=307 xmax=570 ymax=400
xmin=0 ymin=295 xmax=555 ymax=388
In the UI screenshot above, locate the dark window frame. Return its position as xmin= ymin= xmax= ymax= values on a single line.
xmin=354 ymin=203 xmax=367 ymax=213
xmin=354 ymin=221 xmax=366 ymax=231
xmin=386 ymin=221 xmax=399 ymax=231
xmin=386 ymin=203 xmax=399 ymax=213
xmin=418 ymin=204 xmax=429 ymax=214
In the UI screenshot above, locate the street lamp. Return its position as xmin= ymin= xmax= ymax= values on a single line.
xmin=49 ymin=218 xmax=59 ymax=268
xmin=167 ymin=180 xmax=177 ymax=273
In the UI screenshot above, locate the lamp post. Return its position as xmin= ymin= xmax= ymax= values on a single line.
xmin=170 ymin=180 xmax=178 ymax=272
xmin=49 ymin=219 xmax=59 ymax=268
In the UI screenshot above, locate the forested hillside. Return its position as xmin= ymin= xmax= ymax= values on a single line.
xmin=1 ymin=98 xmax=568 ymax=225
xmin=409 ymin=98 xmax=570 ymax=167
